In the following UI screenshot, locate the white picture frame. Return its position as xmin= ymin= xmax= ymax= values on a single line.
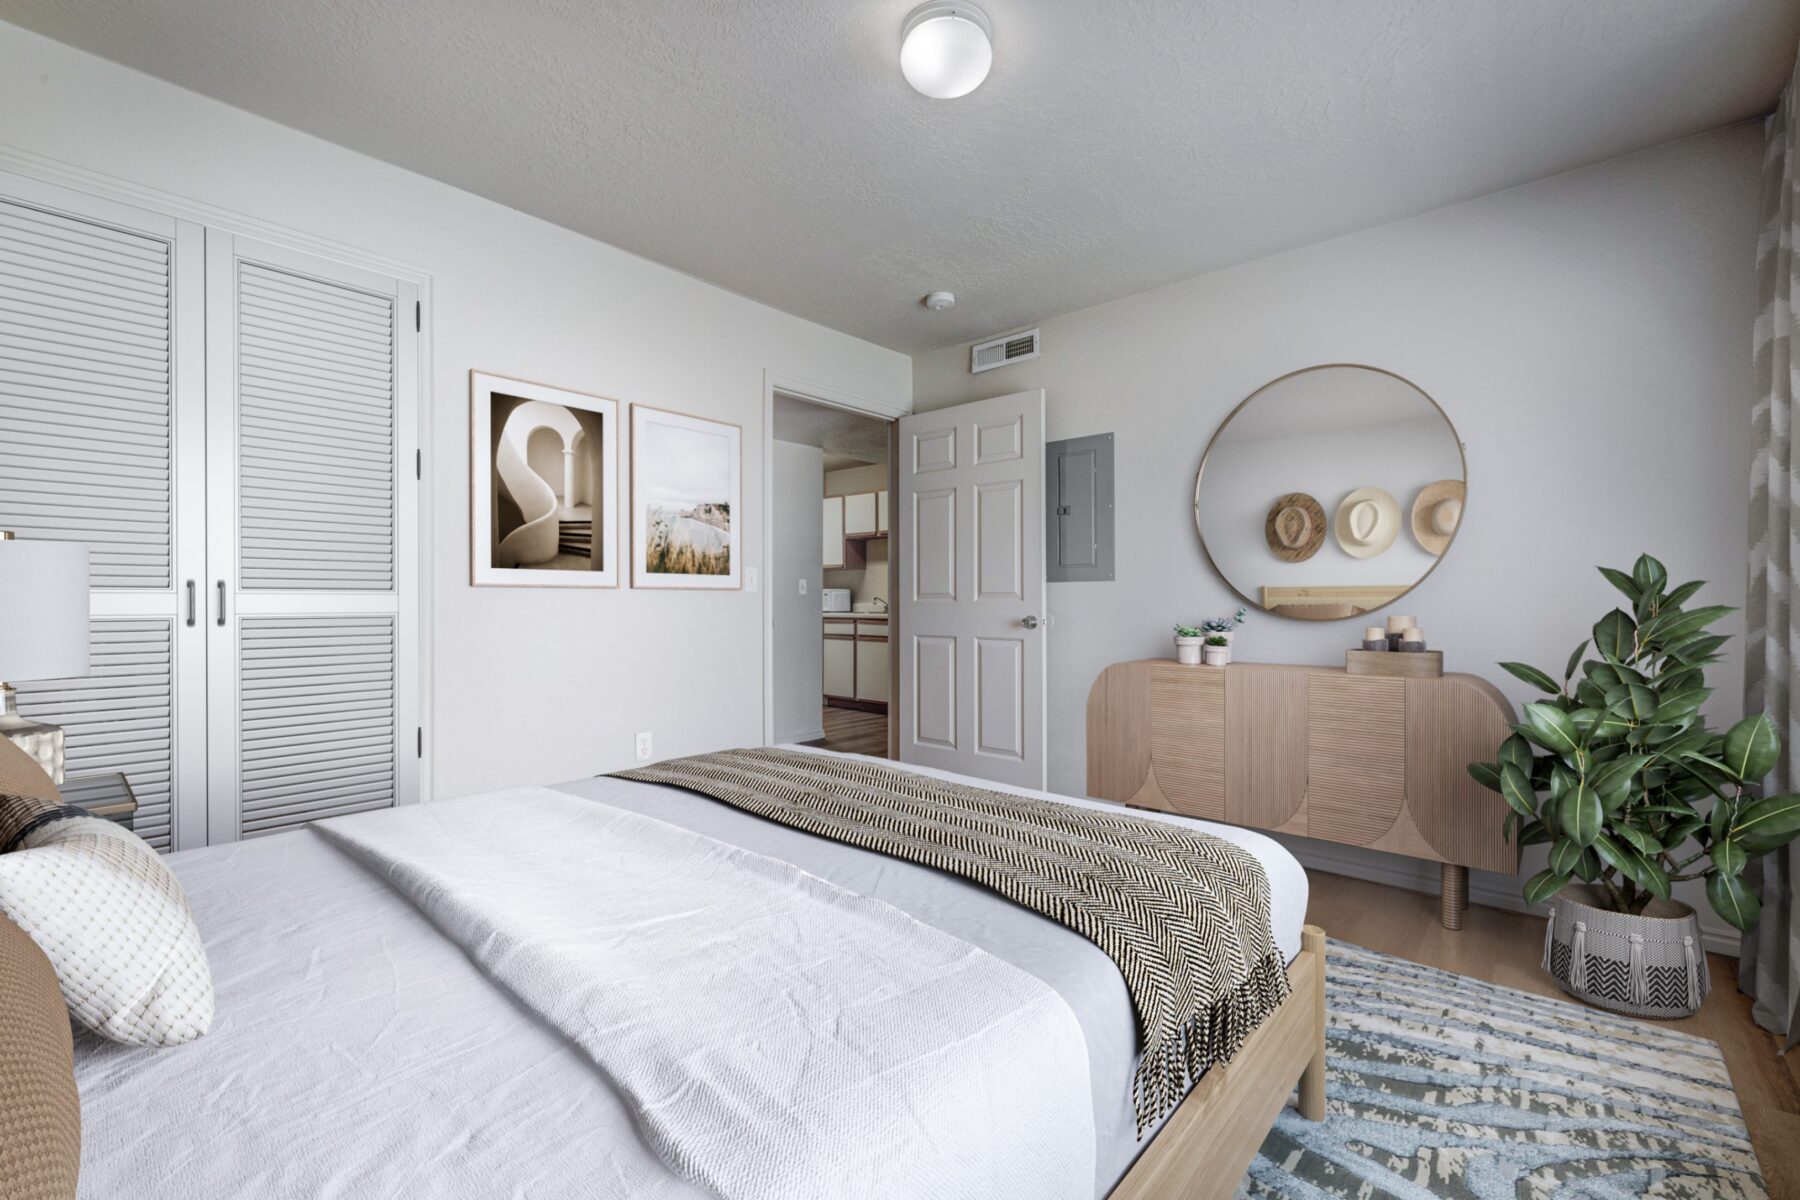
xmin=630 ymin=404 xmax=742 ymax=590
xmin=470 ymin=371 xmax=620 ymax=588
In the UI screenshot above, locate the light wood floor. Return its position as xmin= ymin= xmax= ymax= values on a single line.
xmin=809 ymin=706 xmax=890 ymax=758
xmin=1309 ymin=870 xmax=1800 ymax=1194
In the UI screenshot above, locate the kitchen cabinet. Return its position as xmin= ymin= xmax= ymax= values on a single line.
xmin=855 ymin=638 xmax=889 ymax=703
xmin=822 ymin=497 xmax=845 ymax=569
xmin=823 ymin=631 xmax=856 ymax=699
xmin=823 ymin=490 xmax=889 ymax=568
xmin=844 ymin=492 xmax=878 ymax=537
xmin=823 ymin=615 xmax=888 ymax=712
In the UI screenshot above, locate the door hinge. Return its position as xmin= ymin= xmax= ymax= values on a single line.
xmin=417 ymin=727 xmax=423 ymax=758
xmin=416 ymin=449 xmax=422 ymax=480
xmin=415 ymin=300 xmax=421 ymax=332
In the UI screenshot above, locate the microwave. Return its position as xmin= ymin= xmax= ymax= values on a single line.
xmin=821 ymin=588 xmax=851 ymax=612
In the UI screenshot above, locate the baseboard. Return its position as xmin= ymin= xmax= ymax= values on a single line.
xmin=1275 ymin=838 xmax=1742 ymax=959
xmin=775 ymin=726 xmax=826 ymax=746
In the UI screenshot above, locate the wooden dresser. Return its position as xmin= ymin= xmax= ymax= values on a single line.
xmin=1087 ymin=660 xmax=1518 ymax=928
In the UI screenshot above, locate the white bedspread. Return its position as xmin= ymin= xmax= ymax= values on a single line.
xmin=315 ymin=787 xmax=1095 ymax=1200
xmin=72 ymin=752 xmax=1306 ymax=1199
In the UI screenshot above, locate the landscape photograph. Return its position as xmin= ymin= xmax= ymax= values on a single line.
xmin=631 ymin=405 xmax=741 ymax=589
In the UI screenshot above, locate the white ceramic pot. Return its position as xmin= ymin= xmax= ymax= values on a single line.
xmin=1203 ymin=645 xmax=1231 ymax=667
xmin=1175 ymin=636 xmax=1204 ymax=665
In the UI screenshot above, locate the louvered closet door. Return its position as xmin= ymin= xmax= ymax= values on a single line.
xmin=0 ymin=173 xmax=208 ymax=850
xmin=205 ymin=232 xmax=418 ymax=843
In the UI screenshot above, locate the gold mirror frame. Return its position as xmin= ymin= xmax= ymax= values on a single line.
xmin=1191 ymin=363 xmax=1468 ymax=622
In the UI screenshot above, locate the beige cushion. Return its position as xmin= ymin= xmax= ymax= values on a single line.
xmin=0 ymin=739 xmax=213 ymax=1048
xmin=0 ymin=737 xmax=59 ymax=808
xmin=0 ymin=910 xmax=80 ymax=1200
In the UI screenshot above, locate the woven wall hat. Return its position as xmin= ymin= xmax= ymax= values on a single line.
xmin=1333 ymin=487 xmax=1400 ymax=558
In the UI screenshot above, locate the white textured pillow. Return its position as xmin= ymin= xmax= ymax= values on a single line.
xmin=0 ymin=801 xmax=213 ymax=1047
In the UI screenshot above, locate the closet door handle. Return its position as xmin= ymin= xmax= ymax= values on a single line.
xmin=216 ymin=580 xmax=227 ymax=627
xmin=185 ymin=580 xmax=196 ymax=627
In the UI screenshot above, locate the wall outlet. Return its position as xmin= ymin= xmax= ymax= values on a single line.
xmin=635 ymin=731 xmax=653 ymax=761
xmin=797 ymin=578 xmax=808 ymax=595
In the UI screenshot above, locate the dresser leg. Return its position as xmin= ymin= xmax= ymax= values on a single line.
xmin=1439 ymin=863 xmax=1468 ymax=930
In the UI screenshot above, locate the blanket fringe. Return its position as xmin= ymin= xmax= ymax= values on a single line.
xmin=1129 ymin=949 xmax=1292 ymax=1136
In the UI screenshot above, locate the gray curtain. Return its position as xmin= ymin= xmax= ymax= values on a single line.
xmin=1743 ymin=54 xmax=1800 ymax=1049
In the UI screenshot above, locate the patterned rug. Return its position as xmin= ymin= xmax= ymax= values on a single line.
xmin=1237 ymin=940 xmax=1767 ymax=1198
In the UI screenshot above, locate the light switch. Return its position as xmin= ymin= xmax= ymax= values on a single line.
xmin=798 ymin=579 xmax=808 ymax=594
xmin=745 ymin=567 xmax=759 ymax=591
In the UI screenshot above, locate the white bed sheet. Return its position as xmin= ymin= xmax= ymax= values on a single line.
xmin=73 ymin=751 xmax=1307 ymax=1200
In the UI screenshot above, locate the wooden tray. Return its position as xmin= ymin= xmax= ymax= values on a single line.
xmin=1345 ymin=649 xmax=1443 ymax=678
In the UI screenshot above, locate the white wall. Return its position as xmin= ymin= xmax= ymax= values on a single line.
xmin=914 ymin=125 xmax=1763 ymax=951
xmin=0 ymin=23 xmax=910 ymax=795
xmin=772 ymin=440 xmax=825 ymax=743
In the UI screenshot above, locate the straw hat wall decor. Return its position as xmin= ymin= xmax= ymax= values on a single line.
xmin=1264 ymin=493 xmax=1326 ymax=562
xmin=1333 ymin=487 xmax=1401 ymax=558
xmin=1411 ymin=480 xmax=1465 ymax=555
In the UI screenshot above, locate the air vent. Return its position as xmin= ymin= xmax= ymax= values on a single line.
xmin=970 ymin=327 xmax=1040 ymax=374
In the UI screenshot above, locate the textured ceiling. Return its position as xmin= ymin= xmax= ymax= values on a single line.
xmin=5 ymin=2 xmax=1794 ymax=353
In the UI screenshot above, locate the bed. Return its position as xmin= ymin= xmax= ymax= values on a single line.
xmin=68 ymin=748 xmax=1322 ymax=1199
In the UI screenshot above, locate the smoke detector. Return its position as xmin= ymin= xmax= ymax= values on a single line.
xmin=924 ymin=290 xmax=956 ymax=311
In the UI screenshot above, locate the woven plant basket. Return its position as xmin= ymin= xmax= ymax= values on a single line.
xmin=1543 ymin=884 xmax=1709 ymax=1019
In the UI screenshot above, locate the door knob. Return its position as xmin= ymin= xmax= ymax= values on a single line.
xmin=1020 ymin=614 xmax=1041 ymax=629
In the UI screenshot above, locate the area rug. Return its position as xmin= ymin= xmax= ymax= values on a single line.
xmin=1237 ymin=939 xmax=1767 ymax=1198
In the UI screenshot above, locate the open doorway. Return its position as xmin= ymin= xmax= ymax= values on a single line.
xmin=768 ymin=390 xmax=896 ymax=759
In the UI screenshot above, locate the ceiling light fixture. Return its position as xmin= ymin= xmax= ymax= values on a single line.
xmin=900 ymin=3 xmax=993 ymax=100
xmin=924 ymin=290 xmax=956 ymax=311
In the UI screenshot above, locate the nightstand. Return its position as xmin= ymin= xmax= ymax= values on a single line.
xmin=60 ymin=773 xmax=138 ymax=830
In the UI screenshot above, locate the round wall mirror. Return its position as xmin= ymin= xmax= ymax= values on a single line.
xmin=1193 ymin=364 xmax=1465 ymax=621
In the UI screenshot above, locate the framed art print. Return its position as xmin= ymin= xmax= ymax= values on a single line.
xmin=471 ymin=371 xmax=619 ymax=587
xmin=630 ymin=404 xmax=742 ymax=589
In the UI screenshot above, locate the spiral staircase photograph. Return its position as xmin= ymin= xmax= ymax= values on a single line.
xmin=493 ymin=399 xmax=602 ymax=571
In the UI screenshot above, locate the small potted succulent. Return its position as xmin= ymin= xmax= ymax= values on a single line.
xmin=1469 ymin=554 xmax=1800 ymax=1018
xmin=1202 ymin=608 xmax=1248 ymax=649
xmin=1173 ymin=624 xmax=1206 ymax=666
xmin=1203 ymin=635 xmax=1231 ymax=667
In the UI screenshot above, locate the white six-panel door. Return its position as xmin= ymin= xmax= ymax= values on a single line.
xmin=897 ymin=390 xmax=1046 ymax=788
xmin=204 ymin=232 xmax=419 ymax=842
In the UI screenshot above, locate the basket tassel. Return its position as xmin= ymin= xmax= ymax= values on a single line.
xmin=1569 ymin=922 xmax=1588 ymax=992
xmin=1628 ymin=932 xmax=1647 ymax=1004
xmin=1542 ymin=906 xmax=1557 ymax=971
xmin=1683 ymin=935 xmax=1700 ymax=1008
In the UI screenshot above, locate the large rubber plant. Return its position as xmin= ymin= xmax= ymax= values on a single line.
xmin=1468 ymin=554 xmax=1800 ymax=930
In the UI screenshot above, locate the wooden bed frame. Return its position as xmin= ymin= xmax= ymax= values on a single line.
xmin=1110 ymin=924 xmax=1327 ymax=1199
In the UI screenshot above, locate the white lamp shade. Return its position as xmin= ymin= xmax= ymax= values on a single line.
xmin=0 ymin=540 xmax=90 ymax=683
xmin=901 ymin=3 xmax=993 ymax=99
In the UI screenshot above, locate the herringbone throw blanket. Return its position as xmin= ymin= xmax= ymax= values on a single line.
xmin=615 ymin=747 xmax=1290 ymax=1132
